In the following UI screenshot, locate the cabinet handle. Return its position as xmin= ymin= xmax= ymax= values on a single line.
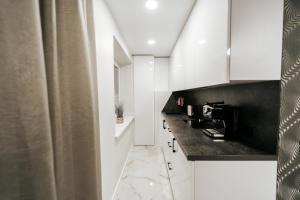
xmin=167 ymin=162 xmax=173 ymax=170
xmin=168 ymin=142 xmax=172 ymax=148
xmin=163 ymin=120 xmax=166 ymax=130
xmin=172 ymin=138 xmax=177 ymax=153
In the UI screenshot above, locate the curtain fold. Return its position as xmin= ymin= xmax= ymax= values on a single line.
xmin=0 ymin=0 xmax=101 ymax=199
xmin=277 ymin=0 xmax=300 ymax=199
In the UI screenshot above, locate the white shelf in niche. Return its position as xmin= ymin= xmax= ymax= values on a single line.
xmin=114 ymin=116 xmax=134 ymax=139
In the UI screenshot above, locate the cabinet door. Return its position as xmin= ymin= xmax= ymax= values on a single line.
xmin=182 ymin=23 xmax=197 ymax=89
xmin=134 ymin=56 xmax=155 ymax=145
xmin=195 ymin=161 xmax=277 ymax=200
xmin=230 ymin=0 xmax=283 ymax=80
xmin=168 ymin=55 xmax=176 ymax=91
xmin=170 ymin=140 xmax=195 ymax=200
xmin=193 ymin=0 xmax=230 ymax=87
xmin=169 ymin=40 xmax=185 ymax=91
xmin=170 ymin=0 xmax=230 ymax=91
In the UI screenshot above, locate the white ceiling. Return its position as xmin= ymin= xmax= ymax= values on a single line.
xmin=105 ymin=0 xmax=196 ymax=57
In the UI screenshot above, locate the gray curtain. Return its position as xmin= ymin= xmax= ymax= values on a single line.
xmin=277 ymin=0 xmax=300 ymax=199
xmin=0 ymin=0 xmax=101 ymax=200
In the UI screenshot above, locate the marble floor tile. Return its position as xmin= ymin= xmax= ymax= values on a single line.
xmin=114 ymin=146 xmax=173 ymax=200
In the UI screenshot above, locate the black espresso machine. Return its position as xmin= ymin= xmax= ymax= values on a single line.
xmin=201 ymin=102 xmax=239 ymax=139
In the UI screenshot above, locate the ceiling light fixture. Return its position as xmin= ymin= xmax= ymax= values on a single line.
xmin=198 ymin=40 xmax=207 ymax=45
xmin=147 ymin=39 xmax=156 ymax=45
xmin=145 ymin=0 xmax=158 ymax=10
xmin=227 ymin=48 xmax=231 ymax=56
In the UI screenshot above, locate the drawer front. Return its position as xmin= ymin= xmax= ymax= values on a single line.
xmin=170 ymin=140 xmax=195 ymax=200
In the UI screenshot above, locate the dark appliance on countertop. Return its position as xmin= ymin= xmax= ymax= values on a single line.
xmin=201 ymin=102 xmax=239 ymax=139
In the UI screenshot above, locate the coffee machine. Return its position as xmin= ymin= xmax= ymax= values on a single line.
xmin=201 ymin=102 xmax=239 ymax=139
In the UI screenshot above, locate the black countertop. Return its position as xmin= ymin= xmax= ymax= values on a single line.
xmin=162 ymin=113 xmax=277 ymax=161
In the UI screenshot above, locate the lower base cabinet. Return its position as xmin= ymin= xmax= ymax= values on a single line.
xmin=195 ymin=161 xmax=277 ymax=200
xmin=169 ymin=140 xmax=194 ymax=200
xmin=161 ymin=121 xmax=195 ymax=200
xmin=161 ymin=118 xmax=277 ymax=200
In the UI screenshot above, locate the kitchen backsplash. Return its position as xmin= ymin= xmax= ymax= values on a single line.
xmin=164 ymin=81 xmax=280 ymax=154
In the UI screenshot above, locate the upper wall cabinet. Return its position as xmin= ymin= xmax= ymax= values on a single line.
xmin=169 ymin=38 xmax=185 ymax=91
xmin=230 ymin=0 xmax=283 ymax=81
xmin=169 ymin=0 xmax=230 ymax=91
xmin=169 ymin=0 xmax=283 ymax=91
xmin=188 ymin=0 xmax=230 ymax=89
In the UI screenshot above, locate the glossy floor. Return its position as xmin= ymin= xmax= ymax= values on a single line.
xmin=114 ymin=146 xmax=173 ymax=200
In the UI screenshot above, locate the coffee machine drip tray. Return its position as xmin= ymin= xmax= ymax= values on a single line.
xmin=202 ymin=129 xmax=225 ymax=139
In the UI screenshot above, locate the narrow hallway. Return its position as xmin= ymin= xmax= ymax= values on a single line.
xmin=114 ymin=146 xmax=173 ymax=200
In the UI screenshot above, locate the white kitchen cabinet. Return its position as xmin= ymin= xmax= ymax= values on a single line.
xmin=161 ymin=120 xmax=172 ymax=164
xmin=169 ymin=39 xmax=185 ymax=91
xmin=154 ymin=58 xmax=169 ymax=91
xmin=159 ymin=119 xmax=167 ymax=149
xmin=169 ymin=0 xmax=283 ymax=91
xmin=155 ymin=92 xmax=171 ymax=146
xmin=161 ymin=122 xmax=194 ymax=200
xmin=134 ymin=56 xmax=155 ymax=145
xmin=195 ymin=161 xmax=277 ymax=200
xmin=169 ymin=0 xmax=230 ymax=91
xmin=154 ymin=58 xmax=171 ymax=146
xmin=163 ymin=128 xmax=174 ymax=171
xmin=188 ymin=0 xmax=230 ymax=88
xmin=230 ymin=0 xmax=283 ymax=80
xmin=161 ymin=117 xmax=277 ymax=200
xmin=170 ymin=139 xmax=195 ymax=200
xmin=181 ymin=24 xmax=195 ymax=90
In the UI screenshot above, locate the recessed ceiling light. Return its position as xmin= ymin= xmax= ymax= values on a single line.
xmin=198 ymin=40 xmax=207 ymax=45
xmin=227 ymin=48 xmax=231 ymax=56
xmin=147 ymin=39 xmax=156 ymax=45
xmin=145 ymin=0 xmax=158 ymax=10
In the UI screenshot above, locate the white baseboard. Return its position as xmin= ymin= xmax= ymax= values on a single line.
xmin=111 ymin=145 xmax=132 ymax=200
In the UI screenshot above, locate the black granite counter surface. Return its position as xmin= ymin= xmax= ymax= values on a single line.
xmin=162 ymin=113 xmax=277 ymax=161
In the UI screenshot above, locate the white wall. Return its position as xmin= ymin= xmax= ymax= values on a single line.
xmin=93 ymin=1 xmax=134 ymax=199
xmin=154 ymin=58 xmax=171 ymax=145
